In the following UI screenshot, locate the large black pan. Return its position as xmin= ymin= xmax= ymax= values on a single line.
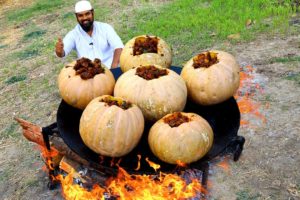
xmin=56 ymin=66 xmax=243 ymax=174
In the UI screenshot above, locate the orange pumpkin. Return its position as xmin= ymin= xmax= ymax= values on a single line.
xmin=79 ymin=95 xmax=144 ymax=157
xmin=181 ymin=50 xmax=240 ymax=105
xmin=114 ymin=65 xmax=187 ymax=122
xmin=120 ymin=35 xmax=172 ymax=72
xmin=57 ymin=58 xmax=115 ymax=110
xmin=148 ymin=112 xmax=213 ymax=164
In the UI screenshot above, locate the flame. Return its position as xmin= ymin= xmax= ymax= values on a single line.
xmin=57 ymin=166 xmax=204 ymax=200
xmin=216 ymin=157 xmax=230 ymax=175
xmin=35 ymin=145 xmax=59 ymax=171
xmin=235 ymin=65 xmax=267 ymax=127
xmin=176 ymin=160 xmax=188 ymax=168
xmin=134 ymin=154 xmax=141 ymax=171
xmin=145 ymin=157 xmax=161 ymax=172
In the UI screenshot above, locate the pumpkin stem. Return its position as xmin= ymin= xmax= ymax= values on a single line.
xmin=135 ymin=65 xmax=168 ymax=80
xmin=163 ymin=112 xmax=191 ymax=128
xmin=192 ymin=51 xmax=219 ymax=68
xmin=133 ymin=36 xmax=159 ymax=56
xmin=100 ymin=96 xmax=132 ymax=110
xmin=74 ymin=57 xmax=105 ymax=80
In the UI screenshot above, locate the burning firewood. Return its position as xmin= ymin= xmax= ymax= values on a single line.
xmin=14 ymin=117 xmax=89 ymax=166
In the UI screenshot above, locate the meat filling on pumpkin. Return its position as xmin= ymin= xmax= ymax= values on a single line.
xmin=100 ymin=96 xmax=132 ymax=110
xmin=73 ymin=57 xmax=105 ymax=80
xmin=136 ymin=65 xmax=168 ymax=80
xmin=193 ymin=51 xmax=219 ymax=68
xmin=163 ymin=112 xmax=191 ymax=128
xmin=133 ymin=36 xmax=159 ymax=56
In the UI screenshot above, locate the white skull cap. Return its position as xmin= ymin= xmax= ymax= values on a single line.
xmin=75 ymin=0 xmax=93 ymax=13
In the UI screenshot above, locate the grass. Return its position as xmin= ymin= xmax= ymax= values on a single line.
xmin=22 ymin=30 xmax=47 ymax=42
xmin=236 ymin=190 xmax=261 ymax=200
xmin=118 ymin=0 xmax=293 ymax=65
xmin=6 ymin=0 xmax=65 ymax=23
xmin=270 ymin=56 xmax=300 ymax=63
xmin=5 ymin=75 xmax=27 ymax=85
xmin=1 ymin=122 xmax=19 ymax=139
xmin=284 ymin=72 xmax=300 ymax=85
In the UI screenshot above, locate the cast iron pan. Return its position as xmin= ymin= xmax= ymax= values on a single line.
xmin=56 ymin=66 xmax=240 ymax=173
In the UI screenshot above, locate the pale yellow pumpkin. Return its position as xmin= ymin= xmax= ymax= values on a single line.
xmin=148 ymin=112 xmax=213 ymax=164
xmin=120 ymin=35 xmax=172 ymax=72
xmin=114 ymin=65 xmax=187 ymax=122
xmin=57 ymin=59 xmax=115 ymax=110
xmin=181 ymin=50 xmax=240 ymax=105
xmin=79 ymin=95 xmax=144 ymax=157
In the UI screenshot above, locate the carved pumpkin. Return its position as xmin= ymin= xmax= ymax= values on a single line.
xmin=148 ymin=112 xmax=213 ymax=164
xmin=58 ymin=58 xmax=115 ymax=110
xmin=181 ymin=50 xmax=240 ymax=105
xmin=114 ymin=65 xmax=187 ymax=122
xmin=120 ymin=35 xmax=172 ymax=72
xmin=79 ymin=95 xmax=144 ymax=157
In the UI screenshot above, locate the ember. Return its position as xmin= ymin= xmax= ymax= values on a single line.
xmin=136 ymin=65 xmax=168 ymax=80
xmin=163 ymin=112 xmax=191 ymax=128
xmin=100 ymin=96 xmax=132 ymax=110
xmin=235 ymin=65 xmax=267 ymax=127
xmin=133 ymin=35 xmax=159 ymax=56
xmin=192 ymin=51 xmax=219 ymax=68
xmin=73 ymin=57 xmax=105 ymax=80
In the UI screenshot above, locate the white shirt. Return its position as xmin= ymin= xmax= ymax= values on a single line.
xmin=63 ymin=22 xmax=124 ymax=68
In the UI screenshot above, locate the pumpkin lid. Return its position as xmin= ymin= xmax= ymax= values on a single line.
xmin=72 ymin=57 xmax=105 ymax=80
xmin=163 ymin=112 xmax=191 ymax=128
xmin=100 ymin=96 xmax=132 ymax=110
xmin=135 ymin=65 xmax=169 ymax=80
xmin=192 ymin=51 xmax=219 ymax=68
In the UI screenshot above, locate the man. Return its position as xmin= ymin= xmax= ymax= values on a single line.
xmin=55 ymin=0 xmax=123 ymax=69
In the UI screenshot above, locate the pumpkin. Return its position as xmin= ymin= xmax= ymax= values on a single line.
xmin=148 ymin=112 xmax=213 ymax=164
xmin=79 ymin=95 xmax=144 ymax=157
xmin=120 ymin=35 xmax=172 ymax=72
xmin=114 ymin=65 xmax=187 ymax=122
xmin=181 ymin=50 xmax=240 ymax=105
xmin=58 ymin=58 xmax=115 ymax=110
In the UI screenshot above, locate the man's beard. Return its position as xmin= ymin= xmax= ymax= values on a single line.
xmin=79 ymin=20 xmax=93 ymax=32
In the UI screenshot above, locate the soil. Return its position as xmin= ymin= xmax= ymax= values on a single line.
xmin=0 ymin=1 xmax=299 ymax=200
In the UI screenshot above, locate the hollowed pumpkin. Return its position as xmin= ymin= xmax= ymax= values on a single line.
xmin=120 ymin=35 xmax=172 ymax=72
xmin=79 ymin=95 xmax=144 ymax=157
xmin=181 ymin=50 xmax=240 ymax=105
xmin=114 ymin=65 xmax=187 ymax=122
xmin=148 ymin=112 xmax=214 ymax=164
xmin=58 ymin=58 xmax=115 ymax=110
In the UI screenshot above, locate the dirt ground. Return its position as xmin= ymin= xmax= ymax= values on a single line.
xmin=0 ymin=1 xmax=299 ymax=200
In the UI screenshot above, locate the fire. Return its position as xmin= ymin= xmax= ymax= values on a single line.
xmin=35 ymin=146 xmax=204 ymax=200
xmin=235 ymin=65 xmax=267 ymax=127
xmin=57 ymin=165 xmax=204 ymax=200
xmin=216 ymin=157 xmax=231 ymax=175
xmin=134 ymin=154 xmax=141 ymax=171
xmin=145 ymin=157 xmax=161 ymax=172
xmin=176 ymin=160 xmax=188 ymax=168
xmin=35 ymin=145 xmax=59 ymax=171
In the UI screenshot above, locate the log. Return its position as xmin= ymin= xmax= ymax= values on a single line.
xmin=14 ymin=117 xmax=89 ymax=166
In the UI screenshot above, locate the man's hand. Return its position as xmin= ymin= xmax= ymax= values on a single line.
xmin=55 ymin=37 xmax=65 ymax=57
xmin=111 ymin=48 xmax=123 ymax=69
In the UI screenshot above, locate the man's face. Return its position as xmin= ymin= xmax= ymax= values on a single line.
xmin=76 ymin=10 xmax=94 ymax=32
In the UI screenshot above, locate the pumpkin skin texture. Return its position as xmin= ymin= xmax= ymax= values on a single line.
xmin=58 ymin=60 xmax=115 ymax=110
xmin=181 ymin=50 xmax=240 ymax=105
xmin=79 ymin=95 xmax=145 ymax=157
xmin=148 ymin=112 xmax=213 ymax=164
xmin=120 ymin=35 xmax=172 ymax=72
xmin=114 ymin=65 xmax=187 ymax=122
